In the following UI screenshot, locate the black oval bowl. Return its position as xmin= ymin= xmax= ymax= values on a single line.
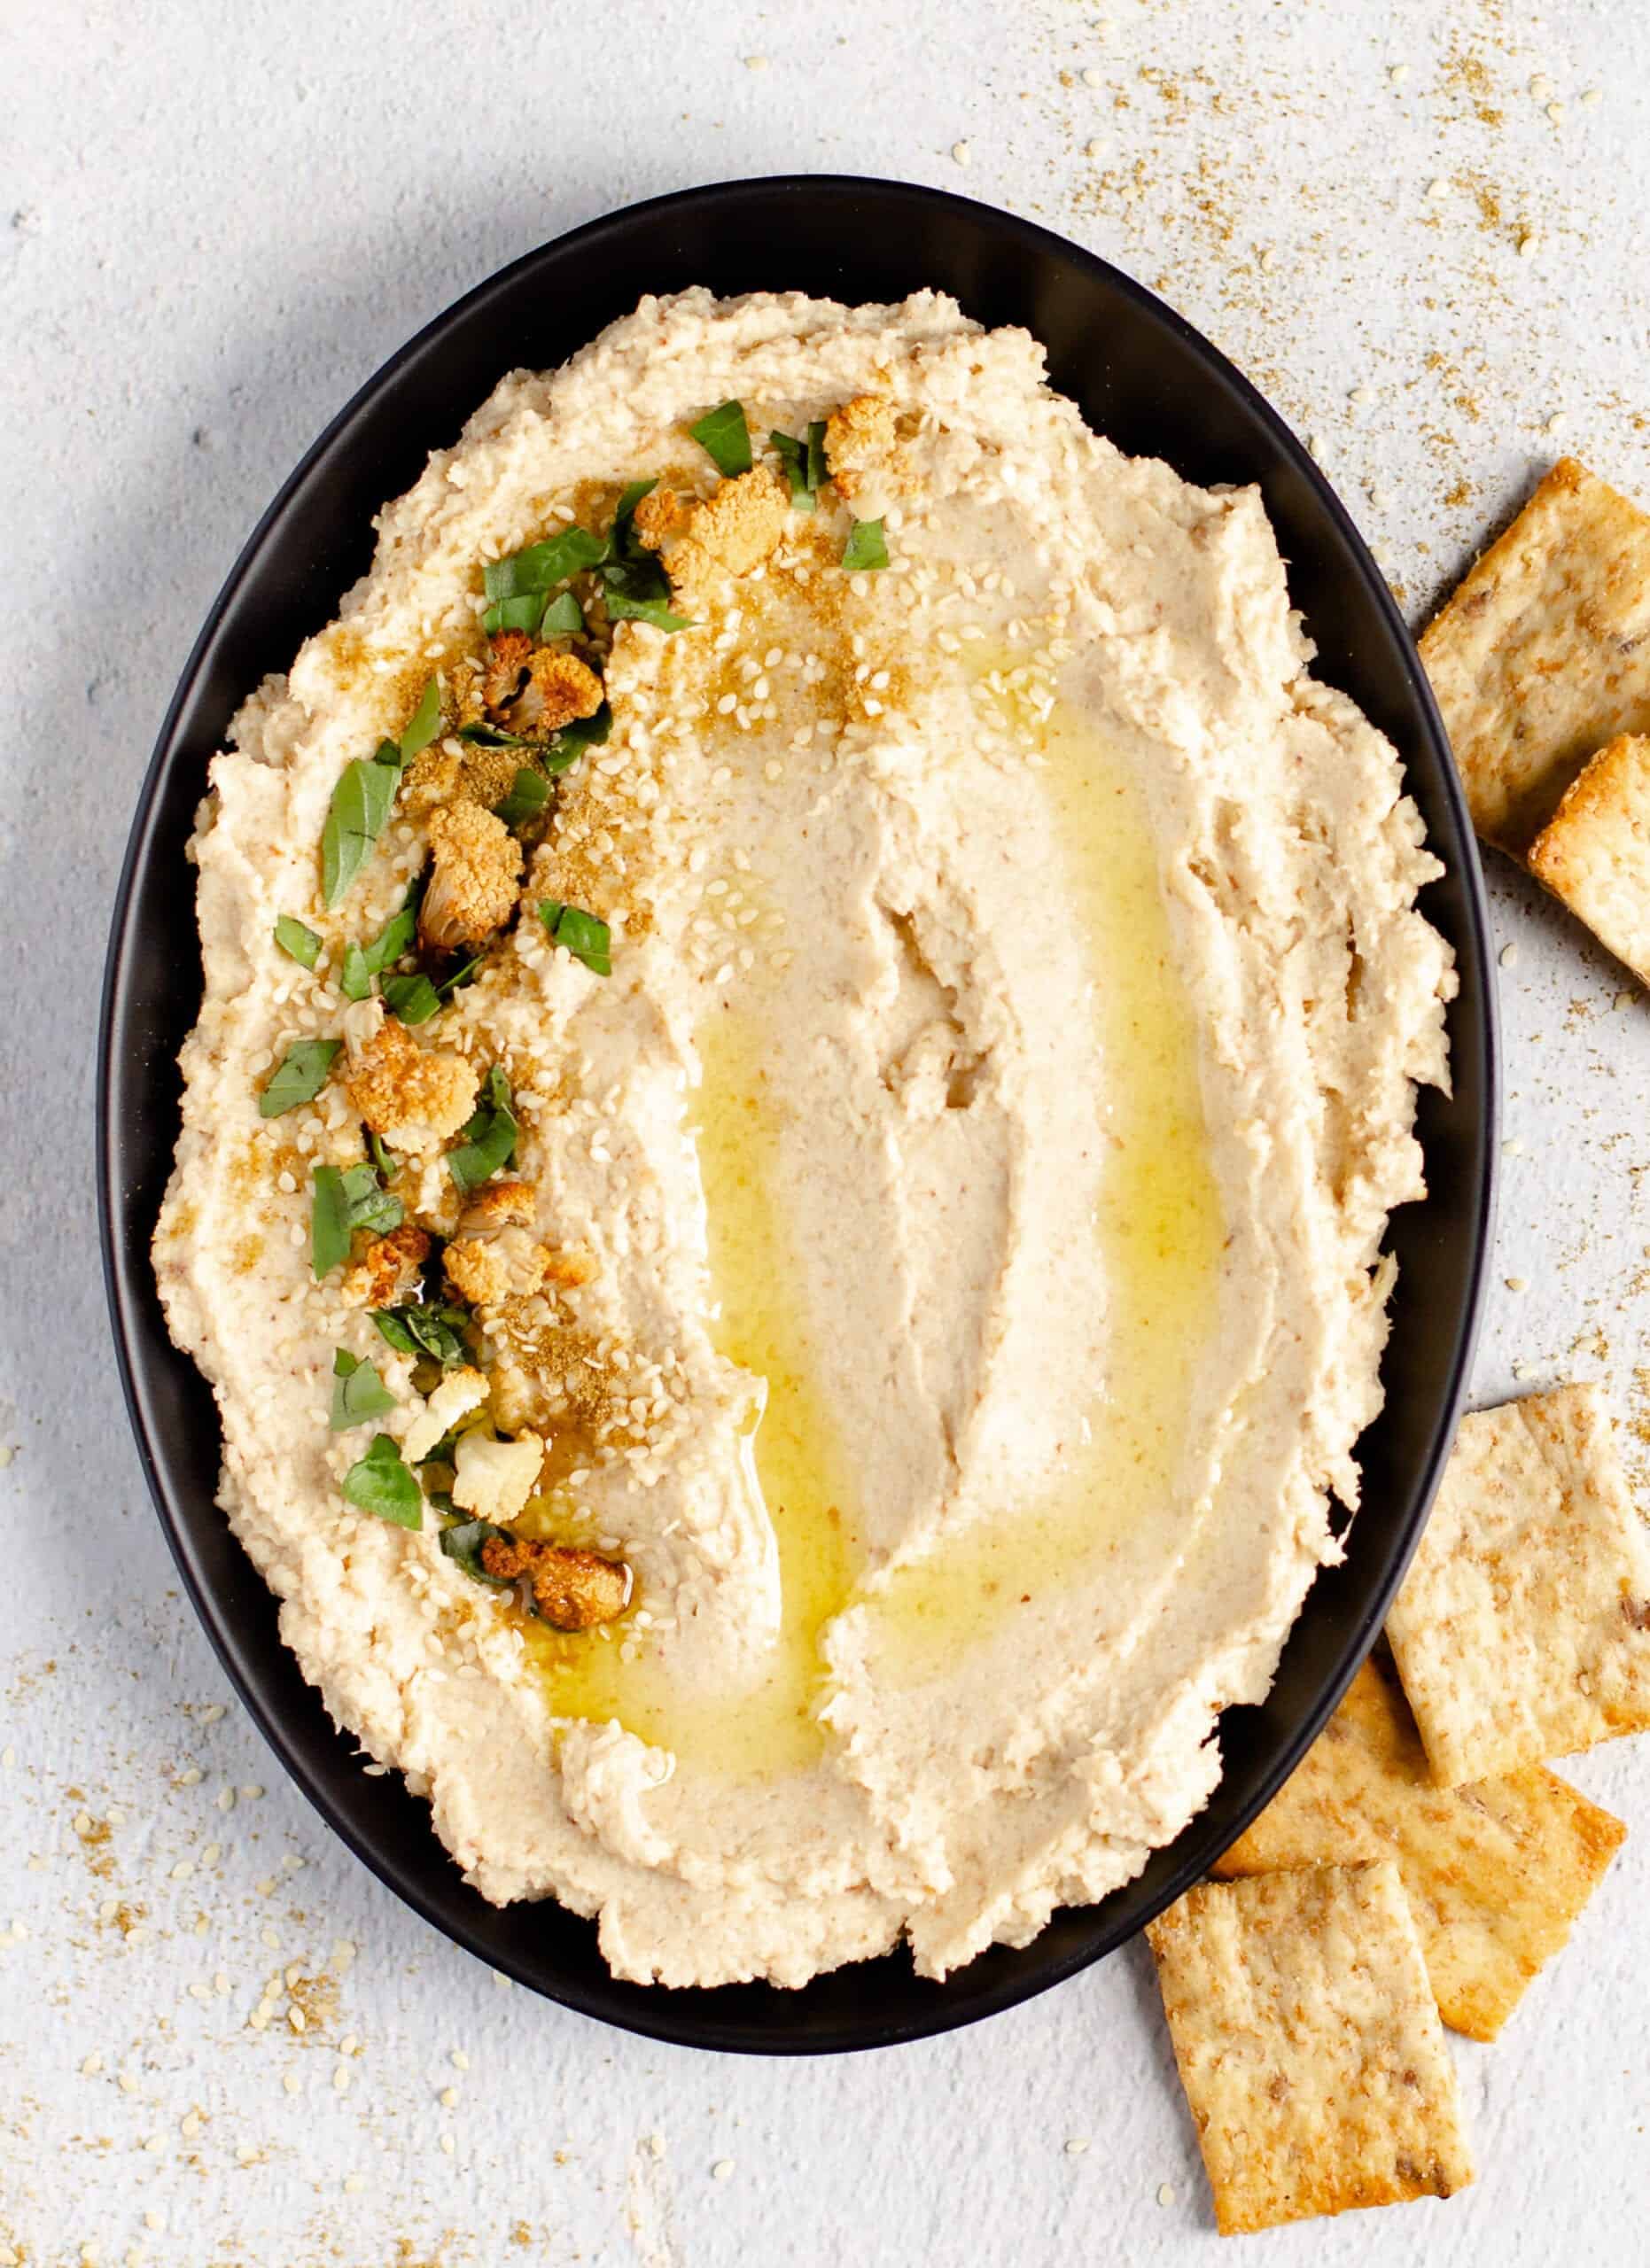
xmin=99 ymin=175 xmax=1496 ymax=2055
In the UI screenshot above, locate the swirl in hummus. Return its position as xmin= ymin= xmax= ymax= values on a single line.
xmin=154 ymin=290 xmax=1453 ymax=1988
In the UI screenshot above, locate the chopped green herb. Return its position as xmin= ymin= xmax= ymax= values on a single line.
xmin=542 ymin=704 xmax=611 ymax=777
xmin=595 ymin=482 xmax=692 ymax=632
xmin=371 ymin=1301 xmax=472 ymax=1369
xmin=456 ymin=719 xmax=529 ymax=749
xmin=330 ymin=1348 xmax=398 ymax=1431
xmin=439 ymin=1516 xmax=515 ymax=1588
xmin=842 ymin=518 xmax=889 ymax=572
xmin=539 ymin=899 xmax=611 ymax=977
xmin=539 ymin=590 xmax=585 ymax=639
xmin=770 ymin=429 xmax=817 ymax=511
xmin=483 ymin=526 xmax=606 ymax=602
xmin=382 ymin=972 xmax=441 ymax=1026
xmin=369 ymin=1131 xmax=400 ymax=1182
xmin=340 ymin=1433 xmax=422 ymax=1528
xmin=339 ymin=943 xmax=371 ymax=1002
xmin=274 ymin=916 xmax=322 ymax=969
xmin=258 ymin=1037 xmax=339 ymax=1120
xmin=601 ymin=575 xmax=692 ymax=633
xmin=398 ymin=675 xmax=444 ymax=763
xmin=494 ymin=767 xmax=549 ymax=829
xmin=447 ymin=1066 xmax=518 ymax=1192
xmin=322 ymin=758 xmax=399 ymax=907
xmin=339 ymin=1161 xmax=403 ymax=1237
xmin=372 ymin=737 xmax=403 ymax=767
xmin=480 ymin=592 xmax=546 ymax=637
xmin=690 ymin=399 xmax=753 ymax=478
xmin=436 ymin=951 xmax=482 ymax=998
xmin=310 ymin=1165 xmax=352 ymax=1279
xmin=806 ymin=419 xmax=827 ymax=495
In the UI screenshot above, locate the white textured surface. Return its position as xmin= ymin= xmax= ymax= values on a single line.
xmin=6 ymin=1 xmax=1650 ymax=2258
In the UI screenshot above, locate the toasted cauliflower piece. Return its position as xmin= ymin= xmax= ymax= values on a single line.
xmin=478 ymin=1537 xmax=632 ymax=1629
xmin=420 ymin=800 xmax=523 ymax=953
xmin=460 ymin=1180 xmax=536 ymax=1230
xmin=345 ymin=1016 xmax=480 ymax=1156
xmin=638 ymin=467 xmax=790 ymax=595
xmin=508 ymin=649 xmax=604 ymax=738
xmin=824 ymin=392 xmax=914 ymax=512
xmin=452 ymin=1431 xmax=544 ymax=1523
xmin=401 ymin=747 xmax=464 ymax=818
xmin=446 ymin=1228 xmax=555 ymax=1308
xmin=401 ymin=1364 xmax=489 ymax=1464
xmin=339 ymin=1223 xmax=430 ymax=1310
xmin=482 ymin=630 xmax=533 ymax=715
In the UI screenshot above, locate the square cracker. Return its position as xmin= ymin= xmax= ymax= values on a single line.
xmin=1387 ymin=1382 xmax=1650 ymax=1787
xmin=1212 ymin=1653 xmax=1625 ymax=2040
xmin=1146 ymin=1861 xmax=1474 ymax=2235
xmin=1527 ymin=732 xmax=1650 ymax=986
xmin=1419 ymin=457 xmax=1650 ymax=853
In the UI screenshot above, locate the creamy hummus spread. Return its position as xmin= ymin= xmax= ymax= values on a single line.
xmin=154 ymin=289 xmax=1454 ymax=1988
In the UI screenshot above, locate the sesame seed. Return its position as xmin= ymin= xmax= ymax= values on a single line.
xmin=951 ymin=141 xmax=972 ymax=167
xmin=712 ymin=2158 xmax=735 ymax=2180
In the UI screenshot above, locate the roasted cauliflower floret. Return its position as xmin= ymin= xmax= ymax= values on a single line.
xmin=401 ymin=1364 xmax=489 ymax=1463
xmin=339 ymin=1223 xmax=431 ymax=1309
xmin=508 ymin=649 xmax=604 ymax=738
xmin=419 ymin=800 xmax=523 ymax=953
xmin=451 ymin=1431 xmax=544 ymax=1524
xmin=401 ymin=746 xmax=464 ymax=818
xmin=637 ymin=467 xmax=790 ymax=594
xmin=823 ymin=392 xmax=914 ymax=511
xmin=482 ymin=630 xmax=533 ymax=716
xmin=444 ymin=1181 xmax=596 ymax=1306
xmin=478 ymin=1536 xmax=632 ymax=1629
xmin=344 ymin=1016 xmax=480 ymax=1156
xmin=445 ymin=1228 xmax=553 ymax=1308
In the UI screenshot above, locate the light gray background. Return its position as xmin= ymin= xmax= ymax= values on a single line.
xmin=6 ymin=1 xmax=1649 ymax=2260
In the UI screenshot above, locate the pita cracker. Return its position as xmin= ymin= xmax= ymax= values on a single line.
xmin=1213 ymin=1653 xmax=1625 ymax=2039
xmin=1387 ymin=1382 xmax=1650 ymax=1787
xmin=1146 ymin=1861 xmax=1474 ymax=2235
xmin=1419 ymin=457 xmax=1650 ymax=853
xmin=1528 ymin=732 xmax=1650 ymax=985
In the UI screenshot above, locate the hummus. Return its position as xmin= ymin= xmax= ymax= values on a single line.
xmin=153 ymin=289 xmax=1454 ymax=1988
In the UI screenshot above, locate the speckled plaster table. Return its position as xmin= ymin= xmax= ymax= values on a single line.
xmin=6 ymin=2 xmax=1650 ymax=2261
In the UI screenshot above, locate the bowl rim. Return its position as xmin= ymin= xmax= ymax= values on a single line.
xmin=98 ymin=171 xmax=1497 ymax=2054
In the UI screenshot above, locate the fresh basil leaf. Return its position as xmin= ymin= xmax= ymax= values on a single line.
xmin=842 ymin=518 xmax=889 ymax=572
xmin=339 ymin=943 xmax=371 ymax=1002
xmin=370 ymin=1309 xmax=420 ymax=1357
xmin=437 ymin=951 xmax=482 ymax=998
xmin=483 ymin=527 xmax=606 ymax=602
xmin=539 ymin=899 xmax=611 ymax=977
xmin=770 ymin=430 xmax=817 ymax=511
xmin=274 ymin=916 xmax=322 ymax=969
xmin=259 ymin=1037 xmax=340 ymax=1120
xmin=339 ymin=1161 xmax=404 ymax=1236
xmin=457 ymin=719 xmax=529 ymax=749
xmin=373 ymin=738 xmax=403 ymax=767
xmin=690 ymin=399 xmax=752 ymax=478
xmin=481 ymin=593 xmax=546 ymax=637
xmin=372 ymin=1300 xmax=471 ymax=1368
xmin=539 ymin=590 xmax=585 ymax=638
xmin=330 ymin=1347 xmax=397 ymax=1431
xmin=370 ymin=903 xmax=417 ymax=969
xmin=447 ymin=1069 xmax=518 ymax=1192
xmin=399 ymin=676 xmax=444 ymax=763
xmin=340 ymin=1433 xmax=423 ymax=1528
xmin=439 ymin=1516 xmax=515 ymax=1588
xmin=311 ymin=1165 xmax=351 ymax=1279
xmin=806 ymin=419 xmax=827 ymax=493
xmin=495 ymin=767 xmax=549 ymax=829
xmin=369 ymin=1130 xmax=400 ymax=1182
xmin=601 ymin=562 xmax=691 ymax=633
xmin=542 ymin=704 xmax=611 ymax=777
xmin=609 ymin=479 xmax=658 ymax=557
xmin=382 ymin=972 xmax=441 ymax=1026
xmin=322 ymin=759 xmax=398 ymax=908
